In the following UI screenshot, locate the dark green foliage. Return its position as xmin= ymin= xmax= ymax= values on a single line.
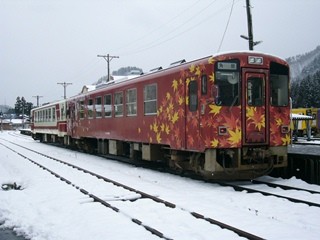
xmin=289 ymin=46 xmax=320 ymax=108
xmin=14 ymin=96 xmax=33 ymax=116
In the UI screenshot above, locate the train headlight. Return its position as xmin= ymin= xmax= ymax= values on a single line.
xmin=218 ymin=126 xmax=228 ymax=135
xmin=281 ymin=125 xmax=290 ymax=134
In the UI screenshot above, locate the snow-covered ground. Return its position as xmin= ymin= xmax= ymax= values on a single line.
xmin=1 ymin=131 xmax=320 ymax=240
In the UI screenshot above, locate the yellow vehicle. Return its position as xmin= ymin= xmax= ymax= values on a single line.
xmin=291 ymin=108 xmax=319 ymax=136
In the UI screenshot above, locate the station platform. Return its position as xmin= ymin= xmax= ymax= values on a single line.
xmin=271 ymin=142 xmax=320 ymax=185
xmin=288 ymin=143 xmax=320 ymax=156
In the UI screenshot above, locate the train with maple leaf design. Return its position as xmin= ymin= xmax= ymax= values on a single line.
xmin=31 ymin=51 xmax=291 ymax=180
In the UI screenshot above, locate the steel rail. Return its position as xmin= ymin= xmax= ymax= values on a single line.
xmin=1 ymin=139 xmax=264 ymax=240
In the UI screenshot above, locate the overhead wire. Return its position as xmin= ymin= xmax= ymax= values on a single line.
xmin=72 ymin=0 xmax=239 ymax=85
xmin=115 ymin=0 xmax=221 ymax=56
xmin=113 ymin=0 xmax=203 ymax=55
xmin=217 ymin=0 xmax=235 ymax=52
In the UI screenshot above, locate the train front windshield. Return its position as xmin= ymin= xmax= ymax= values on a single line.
xmin=214 ymin=60 xmax=240 ymax=106
xmin=270 ymin=62 xmax=289 ymax=106
xmin=213 ymin=59 xmax=289 ymax=107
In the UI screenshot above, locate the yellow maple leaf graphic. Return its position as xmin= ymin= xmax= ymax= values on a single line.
xmin=209 ymin=104 xmax=222 ymax=116
xmin=276 ymin=118 xmax=283 ymax=126
xmin=186 ymin=96 xmax=189 ymax=105
xmin=178 ymin=96 xmax=184 ymax=105
xmin=166 ymin=92 xmax=171 ymax=100
xmin=172 ymin=79 xmax=178 ymax=92
xmin=210 ymin=139 xmax=219 ymax=148
xmin=246 ymin=106 xmax=256 ymax=118
xmin=169 ymin=103 xmax=174 ymax=111
xmin=189 ymin=65 xmax=195 ymax=73
xmin=153 ymin=122 xmax=158 ymax=133
xmin=171 ymin=112 xmax=179 ymax=124
xmin=209 ymin=72 xmax=215 ymax=83
xmin=256 ymin=117 xmax=265 ymax=131
xmin=149 ymin=124 xmax=153 ymax=131
xmin=186 ymin=78 xmax=191 ymax=86
xmin=165 ymin=125 xmax=170 ymax=135
xmin=208 ymin=56 xmax=214 ymax=64
xmin=159 ymin=106 xmax=163 ymax=113
xmin=195 ymin=66 xmax=201 ymax=77
xmin=160 ymin=123 xmax=165 ymax=132
xmin=281 ymin=134 xmax=291 ymax=145
xmin=228 ymin=127 xmax=241 ymax=146
xmin=156 ymin=133 xmax=162 ymax=143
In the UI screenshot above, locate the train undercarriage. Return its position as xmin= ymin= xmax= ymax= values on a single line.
xmin=32 ymin=132 xmax=287 ymax=180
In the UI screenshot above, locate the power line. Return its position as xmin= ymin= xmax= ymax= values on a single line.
xmin=118 ymin=0 xmax=222 ymax=56
xmin=217 ymin=0 xmax=235 ymax=52
xmin=114 ymin=0 xmax=203 ymax=55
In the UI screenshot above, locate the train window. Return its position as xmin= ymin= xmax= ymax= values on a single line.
xmin=61 ymin=102 xmax=66 ymax=121
xmin=214 ymin=60 xmax=240 ymax=106
xmin=52 ymin=107 xmax=55 ymax=121
xmin=88 ymin=99 xmax=94 ymax=118
xmin=270 ymin=62 xmax=289 ymax=106
xmin=189 ymin=80 xmax=198 ymax=111
xmin=95 ymin=96 xmax=102 ymax=118
xmin=126 ymin=88 xmax=137 ymax=116
xmin=144 ymin=84 xmax=157 ymax=115
xmin=114 ymin=92 xmax=123 ymax=117
xmin=201 ymin=75 xmax=207 ymax=95
xmin=104 ymin=94 xmax=112 ymax=117
xmin=79 ymin=100 xmax=85 ymax=119
xmin=247 ymin=77 xmax=264 ymax=106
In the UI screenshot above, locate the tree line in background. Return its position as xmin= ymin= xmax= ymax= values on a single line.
xmin=15 ymin=97 xmax=33 ymax=116
xmin=1 ymin=97 xmax=33 ymax=117
xmin=291 ymin=71 xmax=320 ymax=108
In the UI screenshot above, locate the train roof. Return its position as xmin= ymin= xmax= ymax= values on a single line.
xmin=31 ymin=98 xmax=66 ymax=111
xmin=38 ymin=51 xmax=289 ymax=104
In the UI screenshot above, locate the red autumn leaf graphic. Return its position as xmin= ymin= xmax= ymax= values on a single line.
xmin=187 ymin=135 xmax=195 ymax=147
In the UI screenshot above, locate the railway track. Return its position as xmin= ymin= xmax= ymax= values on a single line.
xmin=215 ymin=180 xmax=320 ymax=208
xmin=251 ymin=179 xmax=320 ymax=195
xmin=0 ymin=139 xmax=263 ymax=240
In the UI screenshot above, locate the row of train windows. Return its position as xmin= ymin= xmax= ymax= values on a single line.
xmin=79 ymin=84 xmax=157 ymax=119
xmin=34 ymin=105 xmax=66 ymax=123
xmin=34 ymin=108 xmax=56 ymax=122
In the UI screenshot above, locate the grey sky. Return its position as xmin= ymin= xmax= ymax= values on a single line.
xmin=1 ymin=0 xmax=319 ymax=107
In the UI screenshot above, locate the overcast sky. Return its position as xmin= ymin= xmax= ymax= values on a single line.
xmin=1 ymin=0 xmax=319 ymax=107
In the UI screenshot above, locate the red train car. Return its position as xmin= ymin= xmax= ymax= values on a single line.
xmin=32 ymin=51 xmax=290 ymax=180
xmin=31 ymin=99 xmax=68 ymax=143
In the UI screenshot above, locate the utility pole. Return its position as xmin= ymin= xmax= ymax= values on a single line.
xmin=32 ymin=95 xmax=43 ymax=107
xmin=240 ymin=0 xmax=262 ymax=50
xmin=97 ymin=54 xmax=119 ymax=82
xmin=57 ymin=82 xmax=72 ymax=99
xmin=246 ymin=0 xmax=254 ymax=50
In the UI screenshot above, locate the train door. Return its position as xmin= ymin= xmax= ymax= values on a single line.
xmin=67 ymin=102 xmax=76 ymax=137
xmin=185 ymin=77 xmax=200 ymax=150
xmin=242 ymin=69 xmax=269 ymax=145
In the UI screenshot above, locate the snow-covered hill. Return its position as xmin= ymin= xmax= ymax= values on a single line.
xmin=287 ymin=45 xmax=320 ymax=81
